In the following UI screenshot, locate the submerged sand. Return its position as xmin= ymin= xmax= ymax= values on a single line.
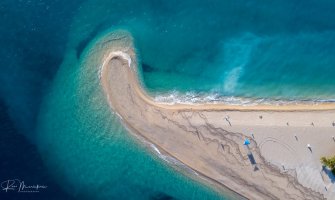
xmin=89 ymin=31 xmax=335 ymax=199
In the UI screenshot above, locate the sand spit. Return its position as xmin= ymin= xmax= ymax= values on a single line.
xmin=87 ymin=30 xmax=335 ymax=199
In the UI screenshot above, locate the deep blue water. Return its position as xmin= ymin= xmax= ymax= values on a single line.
xmin=1 ymin=0 xmax=335 ymax=199
xmin=0 ymin=0 xmax=82 ymax=199
xmin=0 ymin=100 xmax=75 ymax=200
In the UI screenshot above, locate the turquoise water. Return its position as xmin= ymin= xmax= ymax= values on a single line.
xmin=2 ymin=0 xmax=335 ymax=199
xmin=69 ymin=0 xmax=335 ymax=102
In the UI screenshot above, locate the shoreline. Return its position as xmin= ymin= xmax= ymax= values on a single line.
xmin=135 ymin=84 xmax=335 ymax=111
xmin=127 ymin=56 xmax=335 ymax=112
xmin=117 ymin=110 xmax=247 ymax=200
xmin=94 ymin=30 xmax=335 ymax=199
xmin=148 ymin=90 xmax=335 ymax=108
xmin=132 ymin=124 xmax=247 ymax=200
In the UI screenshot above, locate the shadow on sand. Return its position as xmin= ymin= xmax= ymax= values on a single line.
xmin=247 ymin=153 xmax=259 ymax=171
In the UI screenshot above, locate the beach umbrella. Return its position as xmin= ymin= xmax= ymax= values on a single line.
xmin=244 ymin=139 xmax=250 ymax=145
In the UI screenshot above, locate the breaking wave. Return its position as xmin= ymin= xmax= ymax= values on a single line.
xmin=152 ymin=90 xmax=335 ymax=106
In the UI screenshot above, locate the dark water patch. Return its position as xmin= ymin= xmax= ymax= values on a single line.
xmin=0 ymin=0 xmax=83 ymax=137
xmin=151 ymin=192 xmax=177 ymax=200
xmin=0 ymin=100 xmax=75 ymax=200
xmin=142 ymin=63 xmax=155 ymax=72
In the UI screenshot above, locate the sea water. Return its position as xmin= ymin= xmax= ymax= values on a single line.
xmin=2 ymin=0 xmax=335 ymax=199
xmin=67 ymin=0 xmax=335 ymax=103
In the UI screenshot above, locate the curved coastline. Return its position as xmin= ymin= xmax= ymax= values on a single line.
xmin=95 ymin=30 xmax=335 ymax=199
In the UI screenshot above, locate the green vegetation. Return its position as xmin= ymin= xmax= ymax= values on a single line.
xmin=321 ymin=156 xmax=335 ymax=175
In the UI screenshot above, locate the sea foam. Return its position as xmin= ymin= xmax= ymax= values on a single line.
xmin=152 ymin=90 xmax=335 ymax=106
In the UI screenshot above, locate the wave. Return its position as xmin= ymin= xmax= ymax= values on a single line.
xmin=152 ymin=90 xmax=335 ymax=106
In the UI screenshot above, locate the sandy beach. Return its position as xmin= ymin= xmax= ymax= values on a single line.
xmin=91 ymin=31 xmax=335 ymax=199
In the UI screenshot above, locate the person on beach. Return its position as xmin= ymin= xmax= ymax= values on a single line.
xmin=225 ymin=116 xmax=231 ymax=126
xmin=307 ymin=144 xmax=312 ymax=152
xmin=294 ymin=134 xmax=298 ymax=141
